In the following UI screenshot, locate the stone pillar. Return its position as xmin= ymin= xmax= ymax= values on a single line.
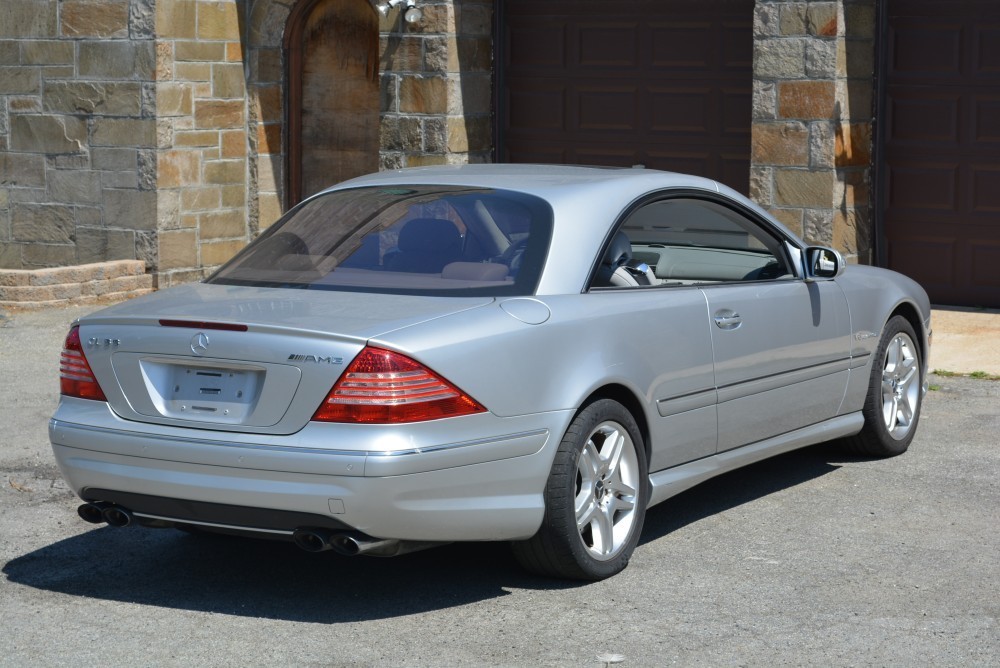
xmin=379 ymin=0 xmax=493 ymax=168
xmin=153 ymin=0 xmax=250 ymax=287
xmin=750 ymin=0 xmax=875 ymax=263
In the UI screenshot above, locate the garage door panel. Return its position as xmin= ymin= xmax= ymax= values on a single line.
xmin=500 ymin=0 xmax=753 ymax=195
xmin=651 ymin=23 xmax=714 ymax=68
xmin=887 ymin=237 xmax=957 ymax=288
xmin=970 ymin=243 xmax=1000 ymax=288
xmin=973 ymin=97 xmax=1000 ymax=142
xmin=887 ymin=164 xmax=960 ymax=212
xmin=974 ymin=26 xmax=1000 ymax=73
xmin=578 ymin=88 xmax=640 ymax=131
xmin=887 ymin=92 xmax=960 ymax=144
xmin=890 ymin=23 xmax=962 ymax=77
xmin=970 ymin=167 xmax=1000 ymax=212
xmin=578 ymin=24 xmax=640 ymax=68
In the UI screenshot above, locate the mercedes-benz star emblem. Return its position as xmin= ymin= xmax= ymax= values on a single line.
xmin=190 ymin=332 xmax=210 ymax=356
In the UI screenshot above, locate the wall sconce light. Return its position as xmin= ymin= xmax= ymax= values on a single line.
xmin=374 ymin=0 xmax=422 ymax=23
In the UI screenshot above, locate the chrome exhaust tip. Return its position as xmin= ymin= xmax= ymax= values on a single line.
xmin=101 ymin=505 xmax=133 ymax=528
xmin=77 ymin=502 xmax=110 ymax=524
xmin=292 ymin=528 xmax=334 ymax=553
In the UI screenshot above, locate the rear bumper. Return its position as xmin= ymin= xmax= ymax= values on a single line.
xmin=50 ymin=399 xmax=572 ymax=542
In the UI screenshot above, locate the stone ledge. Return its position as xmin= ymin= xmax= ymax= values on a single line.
xmin=0 ymin=260 xmax=153 ymax=310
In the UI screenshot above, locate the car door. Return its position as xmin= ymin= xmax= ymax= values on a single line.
xmin=623 ymin=195 xmax=852 ymax=452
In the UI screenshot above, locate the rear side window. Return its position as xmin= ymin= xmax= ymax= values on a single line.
xmin=208 ymin=186 xmax=553 ymax=296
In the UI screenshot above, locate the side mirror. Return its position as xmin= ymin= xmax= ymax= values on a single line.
xmin=804 ymin=246 xmax=846 ymax=281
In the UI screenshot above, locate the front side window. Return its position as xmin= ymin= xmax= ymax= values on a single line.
xmin=209 ymin=186 xmax=552 ymax=296
xmin=592 ymin=197 xmax=793 ymax=288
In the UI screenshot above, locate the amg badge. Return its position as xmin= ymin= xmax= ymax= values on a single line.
xmin=288 ymin=354 xmax=344 ymax=365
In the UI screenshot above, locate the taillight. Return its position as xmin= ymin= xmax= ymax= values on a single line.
xmin=60 ymin=326 xmax=107 ymax=401
xmin=312 ymin=346 xmax=486 ymax=424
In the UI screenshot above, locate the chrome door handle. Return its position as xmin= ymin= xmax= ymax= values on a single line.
xmin=713 ymin=310 xmax=742 ymax=330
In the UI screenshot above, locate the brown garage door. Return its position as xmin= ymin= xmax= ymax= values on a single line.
xmin=497 ymin=0 xmax=753 ymax=194
xmin=883 ymin=0 xmax=1000 ymax=307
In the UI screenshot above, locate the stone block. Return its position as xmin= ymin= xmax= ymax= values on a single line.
xmin=408 ymin=3 xmax=455 ymax=34
xmin=457 ymin=3 xmax=491 ymax=37
xmin=380 ymin=151 xmax=404 ymax=171
xmin=835 ymin=168 xmax=870 ymax=208
xmin=835 ymin=123 xmax=871 ymax=167
xmin=92 ymin=147 xmax=136 ymax=171
xmin=200 ymin=239 xmax=245 ymax=267
xmin=258 ymin=192 xmax=282 ymax=228
xmin=768 ymin=207 xmax=804 ymax=237
xmin=49 ymin=153 xmax=90 ymax=170
xmin=226 ymin=42 xmax=242 ymax=62
xmin=777 ymin=81 xmax=836 ymax=119
xmin=200 ymin=210 xmax=245 ymax=239
xmin=832 ymin=207 xmax=869 ymax=256
xmin=423 ymin=117 xmax=446 ymax=153
xmin=809 ymin=121 xmax=836 ymax=168
xmin=845 ymin=4 xmax=876 ymax=40
xmin=198 ymin=2 xmax=241 ymax=41
xmin=91 ymin=118 xmax=156 ymax=147
xmin=101 ymin=171 xmax=138 ymax=189
xmin=0 ymin=242 xmax=24 ymax=269
xmin=155 ymin=0 xmax=197 ymax=39
xmin=158 ymin=150 xmax=201 ymax=188
xmin=10 ymin=114 xmax=86 ymax=153
xmin=751 ymin=122 xmax=809 ymax=166
xmin=752 ymin=80 xmax=777 ymax=121
xmin=175 ymin=40 xmax=226 ymax=62
xmin=8 ymin=96 xmax=42 ymax=113
xmin=253 ymin=85 xmax=282 ymax=123
xmin=247 ymin=0 xmax=290 ymax=48
xmin=805 ymin=39 xmax=837 ymax=78
xmin=44 ymin=81 xmax=142 ymax=116
xmin=213 ymin=63 xmax=246 ymax=99
xmin=253 ymin=49 xmax=282 ymax=83
xmin=156 ymin=83 xmax=194 ymax=117
xmin=174 ymin=131 xmax=217 ymax=148
xmin=446 ymin=115 xmax=491 ymax=153
xmin=775 ymin=169 xmax=835 ymax=208
xmin=76 ymin=227 xmax=136 ymax=264
xmin=381 ymin=74 xmax=399 ymax=113
xmin=803 ymin=208 xmax=834 ymax=245
xmin=0 ymin=67 xmax=40 ymax=95
xmin=204 ymin=159 xmax=245 ymax=184
xmin=195 ymin=100 xmax=244 ymax=129
xmin=61 ymin=0 xmax=129 ymax=38
xmin=754 ymin=3 xmax=781 ymax=37
xmin=382 ymin=35 xmax=424 ymax=72
xmin=0 ymin=41 xmax=19 ymax=63
xmin=12 ymin=203 xmax=74 ymax=243
xmin=256 ymin=124 xmax=281 ymax=155
xmin=221 ymin=184 xmax=246 ymax=208
xmin=104 ymin=190 xmax=157 ymax=230
xmin=128 ymin=0 xmax=155 ymax=39
xmin=778 ymin=3 xmax=806 ymax=36
xmin=256 ymin=159 xmax=279 ymax=193
xmin=79 ymin=41 xmax=155 ymax=80
xmin=406 ymin=154 xmax=449 ymax=167
xmin=447 ymin=73 xmax=490 ymax=116
xmin=0 ymin=153 xmax=45 ymax=188
xmin=807 ymin=3 xmax=840 ymax=38
xmin=181 ymin=187 xmax=221 ymax=211
xmin=754 ymin=38 xmax=806 ymax=79
xmin=380 ymin=115 xmax=423 ymax=152
xmin=399 ymin=75 xmax=448 ymax=114
xmin=844 ymin=38 xmax=874 ymax=79
xmin=48 ymin=170 xmax=102 ymax=204
xmin=749 ymin=165 xmax=773 ymax=206
xmin=221 ymin=130 xmax=247 ymax=158
xmin=0 ymin=0 xmax=57 ymax=38
xmin=158 ymin=229 xmax=197 ymax=270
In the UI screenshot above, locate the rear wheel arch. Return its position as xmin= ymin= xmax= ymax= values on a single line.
xmin=579 ymin=384 xmax=652 ymax=466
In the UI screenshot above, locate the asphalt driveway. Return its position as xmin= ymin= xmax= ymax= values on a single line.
xmin=0 ymin=305 xmax=997 ymax=667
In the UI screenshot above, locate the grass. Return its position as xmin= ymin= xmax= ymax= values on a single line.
xmin=931 ymin=369 xmax=1000 ymax=381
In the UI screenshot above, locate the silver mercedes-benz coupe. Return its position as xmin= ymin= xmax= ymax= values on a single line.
xmin=51 ymin=165 xmax=930 ymax=580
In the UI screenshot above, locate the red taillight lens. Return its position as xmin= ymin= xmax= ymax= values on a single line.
xmin=60 ymin=326 xmax=107 ymax=401
xmin=312 ymin=347 xmax=486 ymax=424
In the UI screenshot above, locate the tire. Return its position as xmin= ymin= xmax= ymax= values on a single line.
xmin=845 ymin=315 xmax=923 ymax=457
xmin=513 ymin=399 xmax=648 ymax=580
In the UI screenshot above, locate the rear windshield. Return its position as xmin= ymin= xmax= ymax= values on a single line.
xmin=208 ymin=186 xmax=553 ymax=296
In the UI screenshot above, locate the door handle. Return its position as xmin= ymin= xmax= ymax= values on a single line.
xmin=713 ymin=310 xmax=742 ymax=330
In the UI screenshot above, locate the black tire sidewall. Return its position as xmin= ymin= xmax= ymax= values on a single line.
xmin=862 ymin=315 xmax=923 ymax=455
xmin=546 ymin=398 xmax=649 ymax=580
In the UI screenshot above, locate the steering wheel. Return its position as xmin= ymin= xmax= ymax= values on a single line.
xmin=498 ymin=237 xmax=529 ymax=275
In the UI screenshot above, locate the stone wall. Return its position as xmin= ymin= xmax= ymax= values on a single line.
xmin=750 ymin=0 xmax=876 ymax=263
xmin=0 ymin=259 xmax=152 ymax=309
xmin=0 ymin=0 xmax=158 ymax=272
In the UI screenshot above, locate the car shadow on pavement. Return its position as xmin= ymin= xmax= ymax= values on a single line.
xmin=3 ymin=443 xmax=849 ymax=623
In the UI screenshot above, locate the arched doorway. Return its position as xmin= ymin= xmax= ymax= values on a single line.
xmin=286 ymin=0 xmax=380 ymax=205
